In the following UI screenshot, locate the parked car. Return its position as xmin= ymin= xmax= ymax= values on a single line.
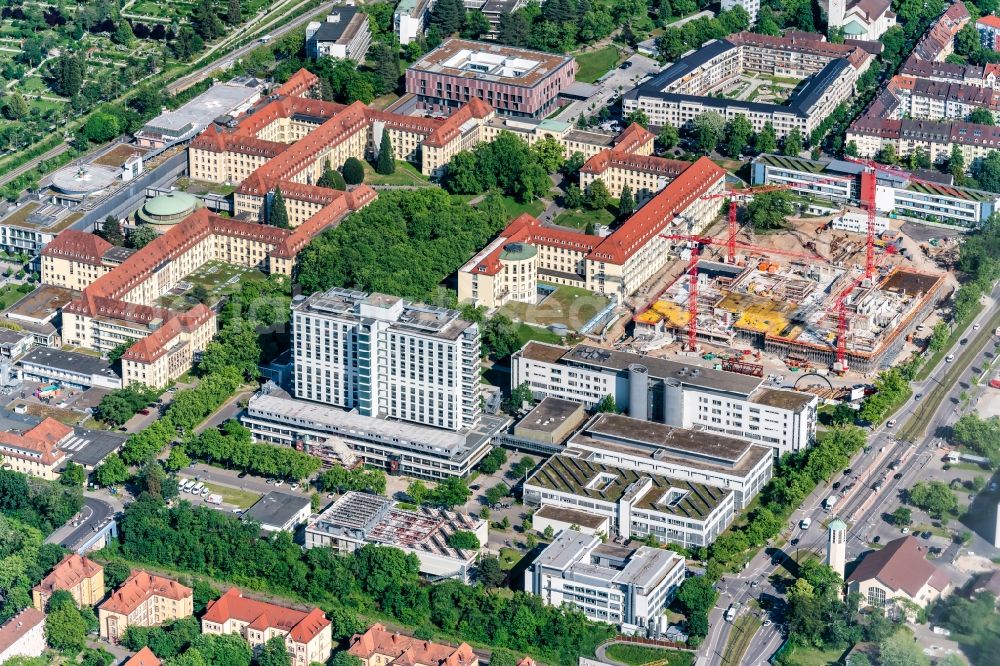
xmin=138 ymin=408 xmax=150 ymax=415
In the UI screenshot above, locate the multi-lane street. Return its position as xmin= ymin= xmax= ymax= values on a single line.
xmin=699 ymin=283 xmax=1000 ymax=665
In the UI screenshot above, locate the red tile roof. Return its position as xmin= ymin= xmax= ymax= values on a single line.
xmin=979 ymin=14 xmax=1000 ymax=28
xmin=32 ymin=554 xmax=103 ymax=598
xmin=0 ymin=608 xmax=45 ymax=655
xmin=349 ymin=624 xmax=477 ymax=666
xmin=465 ymin=213 xmax=598 ymax=277
xmin=613 ymin=123 xmax=655 ymax=154
xmin=275 ymin=69 xmax=320 ymax=98
xmin=589 ymin=156 xmax=726 ymax=264
xmin=422 ymin=98 xmax=493 ymax=148
xmin=0 ymin=417 xmax=70 ymax=465
xmin=99 ymin=571 xmax=191 ymax=615
xmin=124 ymin=647 xmax=161 ymax=666
xmin=847 ymin=535 xmax=951 ymax=597
xmin=121 ymin=304 xmax=215 ymax=364
xmin=580 ymin=149 xmax=691 ymax=178
xmin=272 ymin=185 xmax=378 ymax=258
xmin=203 ymin=588 xmax=330 ymax=644
xmin=42 ymin=230 xmax=113 ymax=266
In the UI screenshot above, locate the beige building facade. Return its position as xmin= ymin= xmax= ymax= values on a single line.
xmin=32 ymin=554 xmax=105 ymax=611
xmin=99 ymin=571 xmax=193 ymax=642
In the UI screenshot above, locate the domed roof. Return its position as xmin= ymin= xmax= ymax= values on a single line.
xmin=143 ymin=192 xmax=197 ymax=218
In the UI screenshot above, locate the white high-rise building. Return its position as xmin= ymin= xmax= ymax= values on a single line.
xmin=828 ymin=517 xmax=848 ymax=579
xmin=292 ymin=288 xmax=482 ymax=431
xmin=722 ymin=0 xmax=759 ymax=24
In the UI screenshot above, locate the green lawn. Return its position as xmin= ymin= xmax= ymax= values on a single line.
xmin=781 ymin=644 xmax=850 ymax=666
xmin=514 ymin=322 xmax=563 ymax=348
xmin=201 ymin=481 xmax=262 ymax=510
xmin=18 ymin=76 xmax=47 ymax=93
xmin=575 ymin=46 xmax=624 ymax=84
xmin=0 ymin=284 xmax=34 ymax=310
xmin=552 ymin=206 xmax=615 ymax=231
xmin=500 ymin=284 xmax=610 ymax=332
xmin=604 ymin=644 xmax=695 ymax=666
xmin=361 ymin=160 xmax=432 ymax=187
xmin=157 ymin=261 xmax=265 ymax=310
xmin=496 ymin=195 xmax=546 ymax=220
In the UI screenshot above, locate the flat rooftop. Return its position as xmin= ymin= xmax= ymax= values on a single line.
xmin=520 ymin=342 xmax=764 ymax=396
xmin=140 ymin=82 xmax=261 ymax=137
xmin=5 ymin=285 xmax=78 ymax=324
xmin=568 ymin=413 xmax=772 ymax=477
xmin=534 ymin=529 xmax=684 ymax=590
xmin=533 ymin=504 xmax=608 ymax=530
xmin=527 ymin=454 xmax=731 ymax=520
xmin=241 ymin=491 xmax=310 ymax=529
xmin=20 ymin=347 xmax=119 ymax=381
xmin=750 ymin=388 xmax=816 ymax=410
xmin=246 ymin=393 xmax=506 ymax=462
xmin=516 ymin=397 xmax=584 ymax=434
xmin=307 ymin=491 xmax=483 ymax=559
xmin=410 ymin=38 xmax=573 ymax=88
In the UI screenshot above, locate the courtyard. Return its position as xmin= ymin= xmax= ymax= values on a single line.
xmin=156 ymin=260 xmax=266 ymax=310
xmin=499 ymin=283 xmax=611 ymax=333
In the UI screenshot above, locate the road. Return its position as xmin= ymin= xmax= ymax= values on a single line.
xmin=167 ymin=0 xmax=338 ymax=94
xmin=701 ymin=283 xmax=1000 ymax=666
xmin=45 ymin=495 xmax=117 ymax=551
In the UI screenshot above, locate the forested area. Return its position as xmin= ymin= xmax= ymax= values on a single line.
xmin=442 ymin=132 xmax=560 ymax=203
xmin=295 ymin=189 xmax=509 ymax=301
xmin=109 ymin=494 xmax=615 ymax=665
xmin=183 ymin=420 xmax=321 ymax=481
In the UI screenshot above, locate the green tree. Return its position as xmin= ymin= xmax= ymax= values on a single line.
xmin=94 ymin=453 xmax=129 ymax=487
xmin=462 ymin=9 xmax=492 ymax=38
xmin=725 ymin=114 xmax=753 ymax=158
xmin=624 ymin=109 xmax=650 ymax=129
xmin=970 ymin=108 xmax=995 ymax=125
xmin=908 ymin=481 xmax=958 ymax=518
xmin=889 ymin=506 xmax=912 ymax=526
xmin=227 ymin=0 xmax=242 ymax=24
xmin=595 ymin=394 xmax=618 ymax=413
xmin=586 ymin=180 xmax=612 ymax=210
xmin=269 ymin=188 xmax=289 ymax=229
xmin=949 ymin=144 xmax=966 ymax=177
xmin=376 ymin=133 xmax=395 ymax=175
xmin=257 ymin=636 xmax=292 ymax=666
xmin=369 ymin=42 xmax=401 ymax=95
xmin=755 ymin=121 xmax=777 ymax=154
xmin=929 ymin=322 xmax=950 ymax=351
xmin=657 ymin=124 xmax=679 ymax=152
xmin=45 ymin=591 xmax=88 ymax=654
xmin=482 ymin=314 xmax=519 ymax=359
xmin=532 ymin=136 xmax=566 ymax=173
xmin=342 ymin=157 xmax=365 ymax=185
xmin=317 ymin=163 xmax=346 ymax=190
xmin=99 ymin=216 xmax=125 ymax=246
xmin=876 ymin=144 xmax=898 ymax=165
xmin=782 ymin=127 xmax=803 ymax=156
xmin=126 ymin=225 xmax=158 ymax=250
xmin=618 ymin=185 xmax=635 ymax=219
xmin=829 ymin=403 xmax=856 ymax=426
xmin=693 ymin=112 xmax=724 ymax=153
xmin=564 ymin=183 xmax=584 ymax=209
xmin=430 ymin=0 xmax=464 ymax=35
xmin=909 ymin=146 xmax=932 ymax=170
xmin=477 ymin=447 xmax=506 ymax=474
xmin=60 ymin=462 xmax=86 ymax=487
xmin=447 ymin=530 xmax=480 ymax=549
xmin=745 ymin=190 xmax=793 ymax=230
xmin=879 ymin=631 xmax=930 ymax=666
xmin=112 ymin=20 xmax=136 ymax=46
xmin=331 ymin=653 xmax=364 ymax=666
xmin=845 ymin=140 xmax=859 ymax=157
xmin=508 ymin=382 xmax=534 ymax=414
xmin=82 ymin=111 xmax=121 ymax=142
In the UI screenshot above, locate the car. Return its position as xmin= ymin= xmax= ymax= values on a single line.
xmin=887 ymin=419 xmax=897 ymax=428
xmin=990 ymin=481 xmax=998 ymax=492
xmin=290 ymin=482 xmax=299 ymax=490
xmin=844 ymin=468 xmax=853 ymax=475
xmin=763 ymin=619 xmax=772 ymax=627
xmin=946 ymin=354 xmax=956 ymax=362
xmin=231 ymin=508 xmax=242 ymax=514
xmin=799 ymin=518 xmax=812 ymax=529
xmin=832 ymin=481 xmax=841 ymax=490
xmin=873 ymin=535 xmax=881 ymax=543
xmin=238 ymin=471 xmax=247 ymax=478
xmin=872 ymin=482 xmax=884 ymax=491
xmin=274 ymin=479 xmax=284 ymax=487
xmin=915 ymin=393 xmax=923 ymax=401
xmin=265 ymin=478 xmax=274 ymax=485
xmin=751 ymin=580 xmax=760 ymax=588
xmin=470 ymin=484 xmax=480 ymax=491
xmin=974 ymin=323 xmax=981 ymax=330
xmin=790 ymin=538 xmax=799 ymax=546
xmin=901 ymin=527 xmax=909 ymax=534
xmin=138 ymin=408 xmax=150 ymax=415
xmin=922 ymin=531 xmax=932 ymax=539
xmin=894 ymin=472 xmax=903 ymax=480
xmin=620 ymin=61 xmax=633 ymax=69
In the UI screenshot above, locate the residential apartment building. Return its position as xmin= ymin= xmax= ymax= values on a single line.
xmin=978 ymin=14 xmax=1000 ymax=50
xmin=242 ymin=390 xmax=502 ymax=479
xmin=124 ymin=647 xmax=161 ymax=666
xmin=99 ymin=572 xmax=193 ymax=642
xmin=563 ymin=413 xmax=773 ymax=509
xmin=32 ymin=554 xmax=105 ymax=611
xmin=0 ymin=608 xmax=46 ymax=663
xmin=722 ymin=0 xmax=759 ymax=23
xmin=202 ymin=588 xmax=333 ymax=666
xmin=458 ymin=157 xmax=726 ymax=307
xmin=512 ymin=342 xmax=818 ymax=456
xmin=751 ymin=153 xmax=1000 ymax=227
xmin=305 ymin=492 xmax=487 ymax=581
xmin=525 ymin=530 xmax=686 ymax=630
xmin=524 ymin=455 xmax=736 ymax=548
xmin=623 ymin=33 xmax=873 ymax=138
xmin=462 ymin=0 xmax=528 ymax=39
xmin=913 ymin=1 xmax=969 ymax=61
xmin=348 ymin=624 xmax=478 ymax=666
xmin=292 ymin=288 xmax=481 ymax=431
xmin=405 ymin=39 xmax=577 ymax=118
xmin=578 ymin=151 xmax=691 ymax=202
xmin=41 ymin=230 xmax=133 ymax=291
xmin=305 ymin=8 xmax=372 ymax=61
xmin=0 ymin=417 xmax=70 ymax=480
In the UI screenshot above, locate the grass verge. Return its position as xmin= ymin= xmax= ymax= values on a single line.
xmin=720 ymin=611 xmax=762 ymax=665
xmin=200 ymin=481 xmax=262 ymax=509
xmin=603 ymin=644 xmax=695 ymax=666
xmin=781 ymin=644 xmax=850 ymax=666
xmin=498 ymin=195 xmax=546 ymax=220
xmin=574 ymin=46 xmax=623 ymax=83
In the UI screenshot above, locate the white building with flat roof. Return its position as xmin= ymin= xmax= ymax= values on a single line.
xmin=565 ymin=413 xmax=773 ymax=510
xmin=293 ymin=288 xmax=481 ymax=432
xmin=305 ymin=491 xmax=487 ymax=581
xmin=524 ymin=454 xmax=736 ymax=549
xmin=526 ymin=530 xmax=685 ymax=631
xmin=512 ymin=342 xmax=818 ymax=456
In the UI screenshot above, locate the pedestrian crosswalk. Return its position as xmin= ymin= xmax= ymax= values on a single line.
xmin=61 ymin=436 xmax=90 ymax=452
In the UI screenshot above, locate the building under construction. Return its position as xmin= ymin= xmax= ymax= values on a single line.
xmin=635 ymin=257 xmax=946 ymax=374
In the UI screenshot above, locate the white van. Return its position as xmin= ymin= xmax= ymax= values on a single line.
xmin=190 ymin=481 xmax=204 ymax=494
xmin=179 ymin=479 xmax=193 ymax=492
xmin=799 ymin=518 xmax=812 ymax=529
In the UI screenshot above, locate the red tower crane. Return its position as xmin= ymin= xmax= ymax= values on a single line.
xmin=686 ymin=244 xmax=699 ymax=352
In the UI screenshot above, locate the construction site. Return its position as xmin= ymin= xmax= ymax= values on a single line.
xmin=629 ymin=162 xmax=950 ymax=376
